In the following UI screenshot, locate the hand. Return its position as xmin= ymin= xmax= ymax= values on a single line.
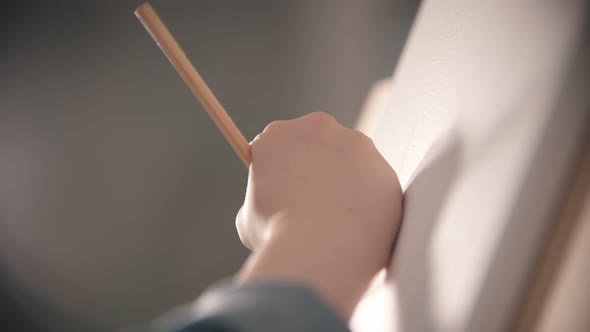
xmin=235 ymin=112 xmax=402 ymax=320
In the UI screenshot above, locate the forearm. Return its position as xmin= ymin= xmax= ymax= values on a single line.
xmin=237 ymin=218 xmax=391 ymax=321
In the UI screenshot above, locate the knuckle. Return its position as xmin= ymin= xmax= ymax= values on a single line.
xmin=252 ymin=120 xmax=286 ymax=152
xmin=349 ymin=129 xmax=374 ymax=145
xmin=250 ymin=135 xmax=266 ymax=156
xmin=263 ymin=120 xmax=285 ymax=133
xmin=307 ymin=111 xmax=336 ymax=125
xmin=250 ymin=132 xmax=266 ymax=148
xmin=251 ymin=133 xmax=263 ymax=144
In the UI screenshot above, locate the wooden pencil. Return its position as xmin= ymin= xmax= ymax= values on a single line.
xmin=135 ymin=2 xmax=251 ymax=167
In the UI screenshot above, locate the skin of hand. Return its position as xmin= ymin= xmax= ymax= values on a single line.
xmin=235 ymin=112 xmax=403 ymax=321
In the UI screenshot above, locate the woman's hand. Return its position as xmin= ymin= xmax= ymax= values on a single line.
xmin=235 ymin=112 xmax=402 ymax=320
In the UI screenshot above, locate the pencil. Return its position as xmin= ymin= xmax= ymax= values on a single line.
xmin=135 ymin=2 xmax=251 ymax=167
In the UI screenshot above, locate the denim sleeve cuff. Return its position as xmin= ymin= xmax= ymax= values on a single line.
xmin=137 ymin=280 xmax=350 ymax=332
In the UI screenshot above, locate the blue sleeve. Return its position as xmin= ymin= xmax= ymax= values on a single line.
xmin=130 ymin=281 xmax=350 ymax=332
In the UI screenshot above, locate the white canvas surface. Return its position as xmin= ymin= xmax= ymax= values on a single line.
xmin=351 ymin=1 xmax=589 ymax=331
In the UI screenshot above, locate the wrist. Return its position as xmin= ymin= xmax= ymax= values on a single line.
xmin=236 ymin=216 xmax=388 ymax=320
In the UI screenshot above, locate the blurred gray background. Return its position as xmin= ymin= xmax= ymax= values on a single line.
xmin=0 ymin=0 xmax=418 ymax=330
